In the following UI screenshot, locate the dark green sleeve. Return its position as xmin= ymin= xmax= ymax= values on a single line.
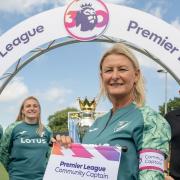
xmin=45 ymin=126 xmax=53 ymax=162
xmin=0 ymin=125 xmax=3 ymax=143
xmin=0 ymin=123 xmax=17 ymax=169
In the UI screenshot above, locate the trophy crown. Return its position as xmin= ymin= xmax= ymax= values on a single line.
xmin=78 ymin=97 xmax=96 ymax=112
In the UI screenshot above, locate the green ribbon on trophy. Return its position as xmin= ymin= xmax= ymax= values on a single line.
xmin=68 ymin=97 xmax=97 ymax=142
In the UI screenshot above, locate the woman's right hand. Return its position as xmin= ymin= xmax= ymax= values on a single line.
xmin=51 ymin=134 xmax=73 ymax=148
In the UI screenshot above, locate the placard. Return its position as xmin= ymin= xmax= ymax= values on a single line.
xmin=43 ymin=143 xmax=121 ymax=180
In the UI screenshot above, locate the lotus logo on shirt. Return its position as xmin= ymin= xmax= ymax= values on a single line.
xmin=64 ymin=0 xmax=109 ymax=41
xmin=20 ymin=138 xmax=47 ymax=144
xmin=19 ymin=131 xmax=47 ymax=144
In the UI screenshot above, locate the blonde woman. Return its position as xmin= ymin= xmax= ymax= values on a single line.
xmin=0 ymin=96 xmax=52 ymax=180
xmin=56 ymin=43 xmax=171 ymax=180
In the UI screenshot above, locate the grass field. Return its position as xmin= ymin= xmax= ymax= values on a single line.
xmin=0 ymin=163 xmax=9 ymax=180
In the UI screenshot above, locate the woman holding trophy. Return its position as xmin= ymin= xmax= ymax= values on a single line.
xmin=55 ymin=43 xmax=171 ymax=180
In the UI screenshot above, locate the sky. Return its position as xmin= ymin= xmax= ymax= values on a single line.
xmin=0 ymin=0 xmax=180 ymax=129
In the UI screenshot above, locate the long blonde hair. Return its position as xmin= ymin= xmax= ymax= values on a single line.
xmin=99 ymin=43 xmax=145 ymax=107
xmin=16 ymin=96 xmax=44 ymax=136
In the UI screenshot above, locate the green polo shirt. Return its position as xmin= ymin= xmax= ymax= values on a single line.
xmin=83 ymin=103 xmax=171 ymax=180
xmin=0 ymin=121 xmax=52 ymax=180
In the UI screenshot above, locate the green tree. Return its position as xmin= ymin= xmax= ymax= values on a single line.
xmin=159 ymin=97 xmax=180 ymax=116
xmin=48 ymin=107 xmax=78 ymax=133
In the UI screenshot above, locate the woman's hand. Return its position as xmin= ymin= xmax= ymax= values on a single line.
xmin=51 ymin=134 xmax=73 ymax=148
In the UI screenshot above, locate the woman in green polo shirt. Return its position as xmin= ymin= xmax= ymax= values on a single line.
xmin=0 ymin=96 xmax=52 ymax=180
xmin=55 ymin=43 xmax=171 ymax=180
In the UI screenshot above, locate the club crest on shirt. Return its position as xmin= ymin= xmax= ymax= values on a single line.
xmin=88 ymin=127 xmax=98 ymax=132
xmin=19 ymin=130 xmax=27 ymax=135
xmin=114 ymin=121 xmax=129 ymax=132
xmin=40 ymin=131 xmax=45 ymax=137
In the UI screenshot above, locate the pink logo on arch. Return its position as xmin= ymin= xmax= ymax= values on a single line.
xmin=64 ymin=0 xmax=109 ymax=41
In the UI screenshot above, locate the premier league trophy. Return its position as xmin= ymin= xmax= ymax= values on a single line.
xmin=68 ymin=97 xmax=97 ymax=142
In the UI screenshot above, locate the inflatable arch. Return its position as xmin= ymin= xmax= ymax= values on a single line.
xmin=0 ymin=0 xmax=180 ymax=94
